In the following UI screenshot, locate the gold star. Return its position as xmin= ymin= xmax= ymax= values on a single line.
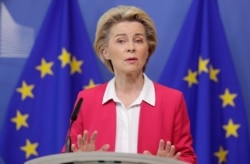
xmin=20 ymin=139 xmax=39 ymax=159
xmin=209 ymin=65 xmax=220 ymax=82
xmin=219 ymin=88 xmax=237 ymax=108
xmin=35 ymin=58 xmax=54 ymax=78
xmin=84 ymin=79 xmax=99 ymax=89
xmin=58 ymin=48 xmax=71 ymax=67
xmin=183 ymin=69 xmax=198 ymax=87
xmin=199 ymin=56 xmax=209 ymax=74
xmin=70 ymin=56 xmax=83 ymax=74
xmin=223 ymin=118 xmax=240 ymax=138
xmin=11 ymin=110 xmax=29 ymax=130
xmin=16 ymin=81 xmax=35 ymax=100
xmin=214 ymin=146 xmax=228 ymax=164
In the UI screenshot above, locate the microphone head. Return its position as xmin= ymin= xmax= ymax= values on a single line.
xmin=71 ymin=98 xmax=83 ymax=121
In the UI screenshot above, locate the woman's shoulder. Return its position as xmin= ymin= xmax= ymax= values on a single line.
xmin=153 ymin=82 xmax=183 ymax=97
xmin=77 ymin=83 xmax=108 ymax=97
xmin=153 ymin=82 xmax=186 ymax=107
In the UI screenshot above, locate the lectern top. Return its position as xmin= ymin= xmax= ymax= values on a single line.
xmin=25 ymin=152 xmax=188 ymax=164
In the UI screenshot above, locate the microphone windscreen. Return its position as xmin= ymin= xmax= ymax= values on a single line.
xmin=71 ymin=98 xmax=83 ymax=121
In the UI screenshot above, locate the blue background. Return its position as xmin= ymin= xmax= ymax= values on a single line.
xmin=0 ymin=0 xmax=249 ymax=162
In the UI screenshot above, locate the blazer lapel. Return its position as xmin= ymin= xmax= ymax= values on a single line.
xmin=96 ymin=100 xmax=116 ymax=151
xmin=137 ymin=101 xmax=161 ymax=154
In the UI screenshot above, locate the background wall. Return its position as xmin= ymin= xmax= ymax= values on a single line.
xmin=0 ymin=0 xmax=249 ymax=162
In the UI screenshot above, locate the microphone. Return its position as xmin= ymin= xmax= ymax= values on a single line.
xmin=66 ymin=98 xmax=83 ymax=152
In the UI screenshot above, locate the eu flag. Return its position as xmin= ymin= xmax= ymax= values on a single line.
xmin=0 ymin=0 xmax=103 ymax=163
xmin=159 ymin=0 xmax=250 ymax=163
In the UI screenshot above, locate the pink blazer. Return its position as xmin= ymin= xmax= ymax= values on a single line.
xmin=68 ymin=82 xmax=196 ymax=164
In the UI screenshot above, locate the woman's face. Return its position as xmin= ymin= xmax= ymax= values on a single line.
xmin=103 ymin=21 xmax=149 ymax=75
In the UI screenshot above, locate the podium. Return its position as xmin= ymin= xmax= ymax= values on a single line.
xmin=25 ymin=152 xmax=188 ymax=164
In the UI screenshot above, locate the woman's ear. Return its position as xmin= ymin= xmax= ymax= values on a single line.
xmin=102 ymin=48 xmax=110 ymax=60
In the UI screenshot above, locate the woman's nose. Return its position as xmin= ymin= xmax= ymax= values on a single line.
xmin=127 ymin=42 xmax=135 ymax=53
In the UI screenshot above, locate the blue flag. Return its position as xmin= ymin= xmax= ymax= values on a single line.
xmin=159 ymin=0 xmax=250 ymax=163
xmin=0 ymin=0 xmax=103 ymax=163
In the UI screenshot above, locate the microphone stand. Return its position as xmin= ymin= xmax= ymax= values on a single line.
xmin=65 ymin=98 xmax=83 ymax=153
xmin=65 ymin=123 xmax=73 ymax=152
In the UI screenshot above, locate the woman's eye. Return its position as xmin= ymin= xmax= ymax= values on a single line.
xmin=135 ymin=39 xmax=143 ymax=44
xmin=117 ymin=39 xmax=125 ymax=44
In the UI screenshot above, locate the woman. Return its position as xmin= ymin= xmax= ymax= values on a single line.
xmin=66 ymin=5 xmax=196 ymax=164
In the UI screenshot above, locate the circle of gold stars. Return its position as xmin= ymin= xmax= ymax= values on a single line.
xmin=182 ymin=55 xmax=241 ymax=163
xmin=13 ymin=47 xmax=101 ymax=159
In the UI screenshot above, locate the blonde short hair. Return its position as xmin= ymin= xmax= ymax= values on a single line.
xmin=94 ymin=5 xmax=157 ymax=73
